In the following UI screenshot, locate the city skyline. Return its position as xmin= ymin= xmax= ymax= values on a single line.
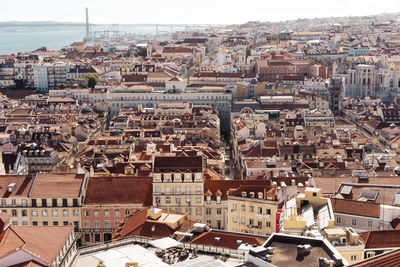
xmin=1 ymin=0 xmax=400 ymax=24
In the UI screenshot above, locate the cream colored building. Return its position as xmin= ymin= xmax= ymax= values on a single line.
xmin=281 ymin=187 xmax=335 ymax=235
xmin=28 ymin=173 xmax=88 ymax=233
xmin=324 ymin=228 xmax=365 ymax=265
xmin=153 ymin=155 xmax=205 ymax=222
xmin=227 ymin=187 xmax=280 ymax=235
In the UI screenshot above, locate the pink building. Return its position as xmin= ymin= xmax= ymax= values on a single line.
xmin=80 ymin=176 xmax=152 ymax=245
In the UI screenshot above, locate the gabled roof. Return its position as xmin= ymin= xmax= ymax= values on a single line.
xmin=359 ymin=230 xmax=400 ymax=248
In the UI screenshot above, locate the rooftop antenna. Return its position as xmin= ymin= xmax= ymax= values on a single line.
xmin=85 ymin=7 xmax=89 ymax=39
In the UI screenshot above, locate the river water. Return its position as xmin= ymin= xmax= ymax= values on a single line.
xmin=0 ymin=24 xmax=184 ymax=54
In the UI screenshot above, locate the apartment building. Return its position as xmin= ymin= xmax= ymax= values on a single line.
xmin=153 ymin=155 xmax=205 ymax=222
xmin=81 ymin=176 xmax=152 ymax=245
xmin=34 ymin=62 xmax=68 ymax=92
xmin=28 ymin=173 xmax=88 ymax=234
xmin=0 ymin=175 xmax=33 ymax=226
xmin=227 ymin=185 xmax=282 ymax=235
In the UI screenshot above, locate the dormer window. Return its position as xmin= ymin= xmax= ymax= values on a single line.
xmin=207 ymin=195 xmax=211 ymax=204
xmin=216 ymin=195 xmax=221 ymax=204
xmin=154 ymin=173 xmax=162 ymax=182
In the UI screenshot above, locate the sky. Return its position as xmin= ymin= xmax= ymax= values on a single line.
xmin=0 ymin=0 xmax=399 ymax=24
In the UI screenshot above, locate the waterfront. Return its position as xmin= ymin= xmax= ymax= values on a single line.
xmin=0 ymin=24 xmax=183 ymax=54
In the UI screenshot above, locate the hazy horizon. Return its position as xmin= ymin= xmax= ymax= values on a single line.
xmin=1 ymin=0 xmax=400 ymax=25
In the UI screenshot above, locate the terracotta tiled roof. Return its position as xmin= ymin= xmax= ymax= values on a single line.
xmin=359 ymin=230 xmax=400 ymax=248
xmin=330 ymin=198 xmax=380 ymax=218
xmin=30 ymin=173 xmax=84 ymax=198
xmin=189 ymin=231 xmax=266 ymax=250
xmin=349 ymin=248 xmax=400 ymax=267
xmin=0 ymin=226 xmax=74 ymax=265
xmin=84 ymin=176 xmax=152 ymax=206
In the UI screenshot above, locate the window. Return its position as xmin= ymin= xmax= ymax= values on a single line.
xmin=249 ymin=206 xmax=254 ymax=212
xmin=32 ymin=209 xmax=37 ymax=217
xmin=258 ymin=207 xmax=263 ymax=214
xmin=84 ymin=209 xmax=89 ymax=216
xmin=63 ymin=209 xmax=68 ymax=217
xmin=352 ymin=219 xmax=357 ymax=226
xmin=114 ymin=220 xmax=120 ymax=228
xmin=32 ymin=199 xmax=37 ymax=207
xmin=53 ymin=221 xmax=58 ymax=226
xmin=11 ymin=199 xmax=16 ymax=207
xmin=258 ymin=221 xmax=262 ymax=227
xmin=22 ymin=210 xmax=27 ymax=217
xmin=32 ymin=221 xmax=38 ymax=226
xmin=165 ymin=186 xmax=171 ymax=194
xmin=11 ymin=210 xmax=17 ymax=216
xmin=52 ymin=199 xmax=58 ymax=207
xmin=185 ymin=186 xmax=191 ymax=194
xmin=94 ymin=221 xmax=100 ymax=230
xmin=176 ymin=197 xmax=181 ymax=204
xmin=266 ymin=209 xmax=271 ymax=215
xmin=155 ymin=196 xmax=161 ymax=204
xmin=103 ymin=209 xmax=110 ymax=217
xmin=43 ymin=221 xmax=48 ymax=226
xmin=207 ymin=195 xmax=211 ymax=204
xmin=232 ymin=204 xmax=237 ymax=211
xmin=336 ymin=217 xmax=341 ymax=224
xmin=73 ymin=199 xmax=78 ymax=207
xmin=186 ymin=208 xmax=191 ymax=215
xmin=1 ymin=199 xmax=5 ymax=206
xmin=266 ymin=221 xmax=271 ymax=228
xmin=41 ymin=199 xmax=47 ymax=207
xmin=196 ymin=196 xmax=201 ymax=203
xmin=52 ymin=209 xmax=58 ymax=217
xmin=216 ymin=195 xmax=221 ymax=204
xmin=186 ymin=197 xmax=191 ymax=204
xmin=196 ymin=208 xmax=202 ymax=215
xmin=241 ymin=205 xmax=246 ymax=212
xmin=249 ymin=219 xmax=254 ymax=225
xmin=104 ymin=220 xmax=111 ymax=230
xmin=241 ymin=217 xmax=246 ymax=224
xmin=84 ymin=234 xmax=91 ymax=242
xmin=313 ymin=193 xmax=317 ymax=197
xmin=217 ymin=208 xmax=222 ymax=215
xmin=73 ymin=209 xmax=79 ymax=216
xmin=368 ymin=220 xmax=373 ymax=228
xmin=206 ymin=208 xmax=211 ymax=215
xmin=155 ymin=186 xmax=161 ymax=193
xmin=351 ymin=255 xmax=357 ymax=261
xmin=206 ymin=219 xmax=212 ymax=225
xmin=22 ymin=221 xmax=28 ymax=226
xmin=94 ymin=210 xmax=99 ymax=217
xmin=124 ymin=209 xmax=130 ymax=216
xmin=63 ymin=221 xmax=68 ymax=226
xmin=114 ymin=209 xmax=120 ymax=217
xmin=84 ymin=221 xmax=90 ymax=229
xmin=62 ymin=199 xmax=68 ymax=207
xmin=233 ymin=216 xmax=238 ymax=223
xmin=42 ymin=209 xmax=48 ymax=217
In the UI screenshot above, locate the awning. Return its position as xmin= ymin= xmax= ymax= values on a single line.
xmin=149 ymin=237 xmax=182 ymax=250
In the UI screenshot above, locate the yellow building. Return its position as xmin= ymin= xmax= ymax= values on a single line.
xmin=324 ymin=228 xmax=365 ymax=264
xmin=227 ymin=186 xmax=279 ymax=235
xmin=28 ymin=173 xmax=88 ymax=232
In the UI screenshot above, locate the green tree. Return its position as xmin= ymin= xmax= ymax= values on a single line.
xmin=245 ymin=47 xmax=251 ymax=59
xmin=85 ymin=74 xmax=99 ymax=89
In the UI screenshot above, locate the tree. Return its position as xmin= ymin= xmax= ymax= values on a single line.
xmin=245 ymin=47 xmax=251 ymax=59
xmin=85 ymin=74 xmax=99 ymax=89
